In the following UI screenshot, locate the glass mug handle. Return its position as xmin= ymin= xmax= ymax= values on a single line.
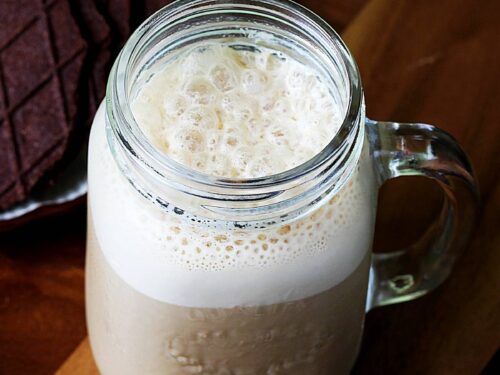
xmin=365 ymin=119 xmax=479 ymax=310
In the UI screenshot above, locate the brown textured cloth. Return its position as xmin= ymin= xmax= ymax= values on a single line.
xmin=0 ymin=0 xmax=191 ymax=210
xmin=0 ymin=0 xmax=87 ymax=209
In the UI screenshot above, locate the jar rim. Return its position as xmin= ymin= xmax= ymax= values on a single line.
xmin=105 ymin=0 xmax=364 ymax=224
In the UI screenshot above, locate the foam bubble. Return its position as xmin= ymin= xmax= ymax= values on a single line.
xmin=131 ymin=44 xmax=342 ymax=179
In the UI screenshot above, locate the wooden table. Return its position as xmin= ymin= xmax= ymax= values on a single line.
xmin=1 ymin=0 xmax=499 ymax=374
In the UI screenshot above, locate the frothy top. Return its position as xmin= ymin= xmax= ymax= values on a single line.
xmin=88 ymin=42 xmax=375 ymax=308
xmin=131 ymin=44 xmax=342 ymax=178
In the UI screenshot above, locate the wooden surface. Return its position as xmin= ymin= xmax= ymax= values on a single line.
xmin=54 ymin=338 xmax=96 ymax=375
xmin=1 ymin=0 xmax=500 ymax=374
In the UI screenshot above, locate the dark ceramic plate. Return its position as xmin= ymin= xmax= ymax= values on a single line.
xmin=0 ymin=147 xmax=87 ymax=231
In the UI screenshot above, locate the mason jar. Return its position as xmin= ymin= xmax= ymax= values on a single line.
xmin=85 ymin=1 xmax=479 ymax=374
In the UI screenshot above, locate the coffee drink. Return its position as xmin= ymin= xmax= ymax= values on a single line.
xmin=86 ymin=40 xmax=377 ymax=374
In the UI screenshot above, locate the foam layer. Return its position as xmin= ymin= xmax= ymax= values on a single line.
xmin=88 ymin=43 xmax=377 ymax=308
xmin=131 ymin=44 xmax=342 ymax=178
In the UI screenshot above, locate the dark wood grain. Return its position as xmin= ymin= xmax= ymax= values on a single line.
xmin=2 ymin=0 xmax=500 ymax=374
xmin=343 ymin=0 xmax=500 ymax=373
xmin=0 ymin=208 xmax=86 ymax=375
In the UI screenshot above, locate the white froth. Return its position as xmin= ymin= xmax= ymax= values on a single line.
xmin=88 ymin=43 xmax=376 ymax=308
xmin=131 ymin=44 xmax=342 ymax=178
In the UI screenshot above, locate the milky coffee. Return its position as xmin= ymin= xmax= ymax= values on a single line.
xmin=86 ymin=43 xmax=377 ymax=374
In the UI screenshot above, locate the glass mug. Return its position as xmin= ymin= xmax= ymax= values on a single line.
xmin=85 ymin=0 xmax=479 ymax=374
